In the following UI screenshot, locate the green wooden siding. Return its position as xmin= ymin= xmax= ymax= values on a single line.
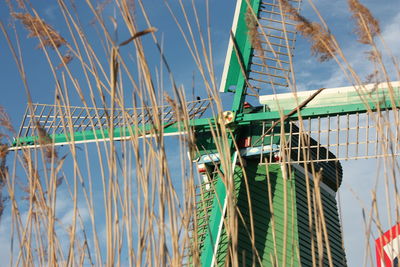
xmin=201 ymin=162 xmax=347 ymax=266
xmin=236 ymin=162 xmax=299 ymax=266
xmin=294 ymin=168 xmax=347 ymax=266
xmin=214 ymin=164 xmax=243 ymax=266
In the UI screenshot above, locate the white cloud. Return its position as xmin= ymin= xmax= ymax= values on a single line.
xmin=44 ymin=5 xmax=58 ymax=21
xmin=381 ymin=12 xmax=400 ymax=54
xmin=0 ymin=213 xmax=12 ymax=264
xmin=293 ymin=2 xmax=400 ymax=93
xmin=379 ymin=11 xmax=400 ymax=79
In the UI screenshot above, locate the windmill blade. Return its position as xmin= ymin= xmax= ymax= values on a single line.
xmin=220 ymin=0 xmax=302 ymax=95
xmin=10 ymin=98 xmax=211 ymax=150
xmin=255 ymin=81 xmax=400 ymax=162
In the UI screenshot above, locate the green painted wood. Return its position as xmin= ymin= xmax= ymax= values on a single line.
xmin=220 ymin=0 xmax=261 ymax=94
xmin=213 ymin=165 xmax=243 ymax=266
xmin=294 ymin=168 xmax=347 ymax=266
xmin=199 ymin=153 xmax=242 ymax=267
xmin=12 ymin=119 xmax=182 ymax=147
xmin=203 ymin=159 xmax=346 ymax=266
xmin=230 ymin=0 xmax=261 ymax=114
xmin=235 ymin=162 xmax=299 ymax=266
xmin=199 ymin=168 xmax=227 ymax=266
xmin=189 ymin=121 xmax=348 ymax=266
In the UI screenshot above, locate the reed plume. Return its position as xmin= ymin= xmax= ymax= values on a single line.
xmin=280 ymin=0 xmax=337 ymax=61
xmin=12 ymin=12 xmax=73 ymax=68
xmin=12 ymin=12 xmax=67 ymax=49
xmin=0 ymin=106 xmax=14 ymax=135
xmin=245 ymin=7 xmax=262 ymax=55
xmin=348 ymin=0 xmax=381 ymax=45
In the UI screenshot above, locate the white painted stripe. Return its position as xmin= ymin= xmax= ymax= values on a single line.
xmin=259 ymin=81 xmax=400 ymax=105
xmin=8 ymin=131 xmax=186 ymax=151
xmin=210 ymin=151 xmax=238 ymax=267
xmin=197 ymin=144 xmax=280 ymax=164
xmin=219 ymin=0 xmax=243 ymax=93
xmin=383 ymin=235 xmax=400 ymax=261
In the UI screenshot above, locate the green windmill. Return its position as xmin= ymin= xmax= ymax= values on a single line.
xmin=10 ymin=0 xmax=400 ymax=266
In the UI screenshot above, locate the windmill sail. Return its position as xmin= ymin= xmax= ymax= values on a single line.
xmin=11 ymin=99 xmax=211 ymax=149
xmin=220 ymin=0 xmax=302 ymax=95
xmin=259 ymin=81 xmax=400 ymax=162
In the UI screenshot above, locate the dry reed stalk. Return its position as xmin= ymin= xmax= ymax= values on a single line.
xmin=165 ymin=0 xmax=223 ymax=108
xmin=1 ymin=1 xmax=399 ymax=266
xmin=119 ymin=27 xmax=157 ymax=47
xmin=162 ymin=8 xmax=237 ymax=265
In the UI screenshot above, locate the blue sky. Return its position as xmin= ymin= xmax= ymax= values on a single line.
xmin=0 ymin=0 xmax=399 ymax=266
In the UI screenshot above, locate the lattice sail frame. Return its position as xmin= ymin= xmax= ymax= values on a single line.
xmin=260 ymin=111 xmax=400 ymax=163
xmin=259 ymin=81 xmax=400 ymax=162
xmin=220 ymin=0 xmax=302 ymax=95
xmin=11 ymin=98 xmax=211 ymax=149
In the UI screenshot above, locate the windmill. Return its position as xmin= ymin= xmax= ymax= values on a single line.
xmin=9 ymin=0 xmax=400 ymax=266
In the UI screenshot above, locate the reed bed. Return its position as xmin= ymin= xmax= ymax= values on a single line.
xmin=0 ymin=0 xmax=398 ymax=266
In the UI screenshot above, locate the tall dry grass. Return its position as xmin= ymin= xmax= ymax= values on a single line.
xmin=0 ymin=0 xmax=398 ymax=266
